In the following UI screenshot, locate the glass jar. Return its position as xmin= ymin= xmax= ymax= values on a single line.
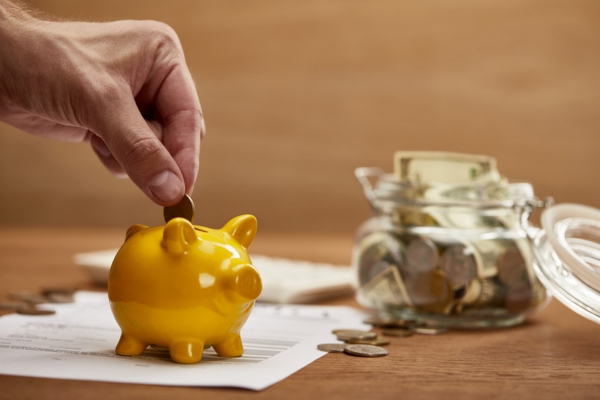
xmin=352 ymin=152 xmax=552 ymax=328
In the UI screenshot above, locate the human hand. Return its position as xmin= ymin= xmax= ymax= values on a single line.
xmin=0 ymin=3 xmax=204 ymax=205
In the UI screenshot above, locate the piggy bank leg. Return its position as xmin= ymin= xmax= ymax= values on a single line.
xmin=169 ymin=340 xmax=205 ymax=364
xmin=115 ymin=333 xmax=148 ymax=356
xmin=212 ymin=334 xmax=243 ymax=357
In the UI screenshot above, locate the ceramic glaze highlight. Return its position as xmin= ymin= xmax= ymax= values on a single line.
xmin=108 ymin=215 xmax=262 ymax=364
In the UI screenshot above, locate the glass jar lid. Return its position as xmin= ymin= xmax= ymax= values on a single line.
xmin=534 ymin=203 xmax=600 ymax=324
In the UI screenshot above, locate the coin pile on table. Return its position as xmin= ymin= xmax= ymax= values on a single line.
xmin=0 ymin=287 xmax=76 ymax=316
xmin=317 ymin=316 xmax=447 ymax=357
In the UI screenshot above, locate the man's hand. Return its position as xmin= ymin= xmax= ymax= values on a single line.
xmin=0 ymin=2 xmax=204 ymax=205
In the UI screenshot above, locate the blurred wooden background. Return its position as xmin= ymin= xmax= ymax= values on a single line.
xmin=1 ymin=0 xmax=599 ymax=234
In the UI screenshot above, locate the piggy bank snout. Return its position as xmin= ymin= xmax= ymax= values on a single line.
xmin=227 ymin=264 xmax=262 ymax=301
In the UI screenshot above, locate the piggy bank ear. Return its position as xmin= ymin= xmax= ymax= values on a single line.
xmin=222 ymin=215 xmax=257 ymax=249
xmin=125 ymin=224 xmax=148 ymax=241
xmin=162 ymin=217 xmax=198 ymax=254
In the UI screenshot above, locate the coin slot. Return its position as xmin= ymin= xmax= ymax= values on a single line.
xmin=194 ymin=227 xmax=208 ymax=233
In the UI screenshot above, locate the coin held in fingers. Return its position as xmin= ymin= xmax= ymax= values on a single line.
xmin=163 ymin=194 xmax=195 ymax=223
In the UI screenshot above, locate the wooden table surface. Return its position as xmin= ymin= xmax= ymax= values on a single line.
xmin=0 ymin=227 xmax=599 ymax=399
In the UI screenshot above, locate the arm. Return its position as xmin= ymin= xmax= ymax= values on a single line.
xmin=0 ymin=1 xmax=204 ymax=205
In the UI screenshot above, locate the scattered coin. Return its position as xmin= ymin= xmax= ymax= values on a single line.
xmin=15 ymin=307 xmax=56 ymax=316
xmin=0 ymin=301 xmax=26 ymax=311
xmin=41 ymin=287 xmax=76 ymax=296
xmin=46 ymin=293 xmax=75 ymax=304
xmin=9 ymin=292 xmax=47 ymax=305
xmin=317 ymin=343 xmax=346 ymax=353
xmin=347 ymin=336 xmax=391 ymax=346
xmin=344 ymin=344 xmax=388 ymax=358
xmin=381 ymin=328 xmax=414 ymax=338
xmin=362 ymin=316 xmax=416 ymax=328
xmin=334 ymin=330 xmax=378 ymax=341
xmin=413 ymin=327 xmax=448 ymax=335
xmin=163 ymin=194 xmax=195 ymax=223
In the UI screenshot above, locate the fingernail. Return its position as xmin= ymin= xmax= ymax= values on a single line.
xmin=149 ymin=171 xmax=183 ymax=202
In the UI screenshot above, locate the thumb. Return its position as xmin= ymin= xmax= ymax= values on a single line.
xmin=92 ymin=96 xmax=185 ymax=206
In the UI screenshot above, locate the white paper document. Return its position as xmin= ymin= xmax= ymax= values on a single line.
xmin=0 ymin=292 xmax=367 ymax=390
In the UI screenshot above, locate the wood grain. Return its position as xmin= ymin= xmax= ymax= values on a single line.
xmin=1 ymin=227 xmax=600 ymax=399
xmin=0 ymin=0 xmax=599 ymax=234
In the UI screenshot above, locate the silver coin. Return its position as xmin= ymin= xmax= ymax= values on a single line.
xmin=41 ymin=287 xmax=76 ymax=296
xmin=363 ymin=317 xmax=416 ymax=329
xmin=0 ymin=301 xmax=26 ymax=311
xmin=408 ymin=270 xmax=454 ymax=313
xmin=346 ymin=337 xmax=391 ymax=346
xmin=356 ymin=233 xmax=406 ymax=285
xmin=413 ymin=327 xmax=448 ymax=335
xmin=406 ymin=237 xmax=438 ymax=273
xmin=440 ymin=245 xmax=478 ymax=288
xmin=317 ymin=343 xmax=346 ymax=353
xmin=344 ymin=344 xmax=388 ymax=357
xmin=163 ymin=194 xmax=195 ymax=223
xmin=46 ymin=293 xmax=74 ymax=304
xmin=497 ymin=248 xmax=526 ymax=286
xmin=381 ymin=328 xmax=414 ymax=338
xmin=16 ymin=307 xmax=56 ymax=316
xmin=9 ymin=292 xmax=47 ymax=305
xmin=334 ymin=330 xmax=378 ymax=341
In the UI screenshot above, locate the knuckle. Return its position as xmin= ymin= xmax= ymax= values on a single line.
xmin=122 ymin=136 xmax=163 ymax=171
xmin=140 ymin=21 xmax=181 ymax=52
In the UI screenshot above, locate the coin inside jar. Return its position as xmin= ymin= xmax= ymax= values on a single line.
xmin=163 ymin=194 xmax=195 ymax=223
xmin=356 ymin=232 xmax=406 ymax=285
xmin=440 ymin=245 xmax=478 ymax=288
xmin=409 ymin=270 xmax=454 ymax=313
xmin=497 ymin=248 xmax=526 ymax=286
xmin=406 ymin=237 xmax=438 ymax=274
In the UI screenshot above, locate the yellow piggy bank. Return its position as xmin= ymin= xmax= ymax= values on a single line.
xmin=108 ymin=215 xmax=262 ymax=364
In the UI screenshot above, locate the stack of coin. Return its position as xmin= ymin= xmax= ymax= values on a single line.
xmin=332 ymin=329 xmax=391 ymax=346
